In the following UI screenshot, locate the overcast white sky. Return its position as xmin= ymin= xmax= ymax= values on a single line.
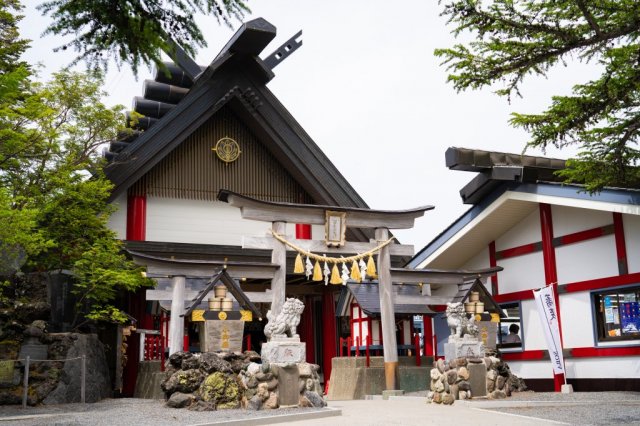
xmin=20 ymin=1 xmax=596 ymax=251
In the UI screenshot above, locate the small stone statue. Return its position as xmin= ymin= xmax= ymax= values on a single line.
xmin=446 ymin=302 xmax=478 ymax=340
xmin=264 ymin=298 xmax=305 ymax=340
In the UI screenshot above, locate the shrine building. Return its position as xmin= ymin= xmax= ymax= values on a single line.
xmin=410 ymin=147 xmax=640 ymax=392
xmin=103 ymin=18 xmax=424 ymax=396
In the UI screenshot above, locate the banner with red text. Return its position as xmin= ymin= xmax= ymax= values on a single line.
xmin=533 ymin=285 xmax=565 ymax=375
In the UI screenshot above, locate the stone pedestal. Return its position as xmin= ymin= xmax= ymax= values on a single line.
xmin=444 ymin=338 xmax=484 ymax=362
xmin=261 ymin=336 xmax=306 ymax=364
xmin=467 ymin=362 xmax=487 ymax=397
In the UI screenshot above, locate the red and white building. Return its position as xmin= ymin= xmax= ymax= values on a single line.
xmin=410 ymin=147 xmax=640 ymax=392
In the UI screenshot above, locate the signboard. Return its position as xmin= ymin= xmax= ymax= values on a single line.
xmin=201 ymin=320 xmax=244 ymax=352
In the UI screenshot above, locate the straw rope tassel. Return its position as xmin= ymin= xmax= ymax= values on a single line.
xmin=330 ymin=264 xmax=342 ymax=285
xmin=312 ymin=260 xmax=323 ymax=281
xmin=367 ymin=255 xmax=377 ymax=278
xmin=350 ymin=260 xmax=362 ymax=282
xmin=294 ymin=253 xmax=304 ymax=274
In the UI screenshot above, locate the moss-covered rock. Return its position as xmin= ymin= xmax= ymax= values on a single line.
xmin=198 ymin=372 xmax=239 ymax=410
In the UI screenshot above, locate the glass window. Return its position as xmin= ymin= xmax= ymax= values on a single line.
xmin=593 ymin=286 xmax=640 ymax=342
xmin=498 ymin=302 xmax=523 ymax=350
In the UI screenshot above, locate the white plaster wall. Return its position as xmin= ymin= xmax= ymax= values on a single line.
xmin=624 ymin=214 xmax=640 ymax=274
xmin=506 ymin=361 xmax=554 ymax=379
xmin=146 ymin=197 xmax=271 ymax=245
xmin=495 ymin=209 xmax=541 ymax=251
xmin=556 ymin=235 xmax=618 ymax=284
xmin=558 ymin=292 xmax=595 ymax=349
xmin=107 ymin=193 xmax=127 ymax=239
xmin=496 ymin=252 xmax=546 ymax=294
xmin=372 ymin=320 xmax=381 ymax=345
xmin=552 ymin=205 xmax=612 ymax=236
xmin=521 ymin=299 xmax=548 ymax=351
xmin=462 ymin=248 xmax=490 ymax=271
xmin=565 ymin=357 xmax=640 ymax=379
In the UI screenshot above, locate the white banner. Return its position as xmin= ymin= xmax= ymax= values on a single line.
xmin=533 ymin=285 xmax=565 ymax=375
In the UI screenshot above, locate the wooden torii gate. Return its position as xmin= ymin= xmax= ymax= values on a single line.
xmin=218 ymin=190 xmax=432 ymax=391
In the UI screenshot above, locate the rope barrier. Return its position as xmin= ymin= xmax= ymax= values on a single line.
xmin=270 ymin=230 xmax=395 ymax=263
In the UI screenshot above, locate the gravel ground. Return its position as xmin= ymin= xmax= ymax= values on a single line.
xmin=0 ymin=399 xmax=328 ymax=426
xmin=480 ymin=391 xmax=640 ymax=425
xmin=406 ymin=390 xmax=640 ymax=425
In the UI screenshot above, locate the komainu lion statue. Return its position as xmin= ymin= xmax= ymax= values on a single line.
xmin=446 ymin=302 xmax=478 ymax=339
xmin=264 ymin=298 xmax=305 ymax=339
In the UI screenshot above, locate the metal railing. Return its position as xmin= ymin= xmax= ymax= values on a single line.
xmin=9 ymin=355 xmax=87 ymax=408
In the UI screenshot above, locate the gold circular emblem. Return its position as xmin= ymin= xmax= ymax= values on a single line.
xmin=218 ymin=311 xmax=228 ymax=320
xmin=212 ymin=137 xmax=241 ymax=163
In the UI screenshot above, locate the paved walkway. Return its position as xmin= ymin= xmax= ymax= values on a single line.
xmin=267 ymin=397 xmax=562 ymax=426
xmin=2 ymin=393 xmax=640 ymax=425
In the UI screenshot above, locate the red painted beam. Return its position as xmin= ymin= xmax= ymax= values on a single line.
xmin=493 ymin=289 xmax=536 ymax=303
xmin=295 ymin=224 xmax=312 ymax=240
xmin=495 ymin=242 xmax=541 ymax=260
xmin=555 ymin=226 xmax=610 ymax=246
xmin=126 ymin=194 xmax=147 ymax=241
xmin=501 ymin=350 xmax=547 ymax=361
xmin=489 ymin=241 xmax=499 ymax=294
xmin=563 ymin=272 xmax=640 ymax=294
xmin=539 ymin=204 xmax=564 ymax=392
xmin=322 ymin=289 xmax=337 ymax=392
xmin=571 ymin=346 xmax=640 ymax=357
xmin=613 ymin=213 xmax=628 ymax=275
xmin=423 ymin=315 xmax=434 ymax=357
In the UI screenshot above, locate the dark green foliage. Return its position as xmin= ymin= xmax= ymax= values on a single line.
xmin=436 ymin=1 xmax=640 ymax=191
xmin=0 ymin=2 xmax=151 ymax=327
xmin=38 ymin=0 xmax=249 ymax=74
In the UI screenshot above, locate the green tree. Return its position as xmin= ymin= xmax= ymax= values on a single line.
xmin=38 ymin=0 xmax=249 ymax=74
xmin=435 ymin=0 xmax=640 ymax=191
xmin=1 ymin=2 xmax=150 ymax=328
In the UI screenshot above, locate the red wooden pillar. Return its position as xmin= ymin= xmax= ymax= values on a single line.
xmin=423 ymin=315 xmax=434 ymax=357
xmin=300 ymin=296 xmax=316 ymax=363
xmin=539 ymin=203 xmax=565 ymax=391
xmin=322 ymin=289 xmax=337 ymax=391
xmin=613 ymin=213 xmax=628 ymax=275
xmin=296 ymin=224 xmax=314 ymax=362
xmin=127 ymin=194 xmax=146 ymax=241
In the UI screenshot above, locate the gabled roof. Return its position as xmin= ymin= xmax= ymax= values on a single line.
xmin=104 ymin=18 xmax=369 ymax=214
xmin=409 ymin=148 xmax=640 ymax=269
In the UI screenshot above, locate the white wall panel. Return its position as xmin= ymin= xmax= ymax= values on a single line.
xmin=107 ymin=193 xmax=127 ymax=239
xmin=146 ymin=197 xmax=273 ymax=245
xmin=463 ymin=248 xmax=490 ymax=271
xmin=552 ymin=205 xmax=612 ymax=236
xmin=521 ymin=299 xmax=548 ymax=350
xmin=565 ymin=357 xmax=640 ymax=379
xmin=556 ymin=235 xmax=617 ymax=284
xmin=624 ymin=214 xmax=640 ymax=274
xmin=558 ymin=292 xmax=595 ymax=349
xmin=496 ymin=252 xmax=545 ymax=294
xmin=495 ymin=209 xmax=540 ymax=251
xmin=506 ymin=361 xmax=554 ymax=379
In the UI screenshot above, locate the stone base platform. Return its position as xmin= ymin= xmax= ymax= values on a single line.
xmin=261 ymin=336 xmax=306 ymax=364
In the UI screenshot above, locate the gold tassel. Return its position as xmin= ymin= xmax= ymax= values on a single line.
xmin=312 ymin=260 xmax=323 ymax=281
xmin=367 ymin=255 xmax=377 ymax=279
xmin=294 ymin=253 xmax=304 ymax=274
xmin=350 ymin=260 xmax=362 ymax=282
xmin=330 ymin=264 xmax=342 ymax=285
